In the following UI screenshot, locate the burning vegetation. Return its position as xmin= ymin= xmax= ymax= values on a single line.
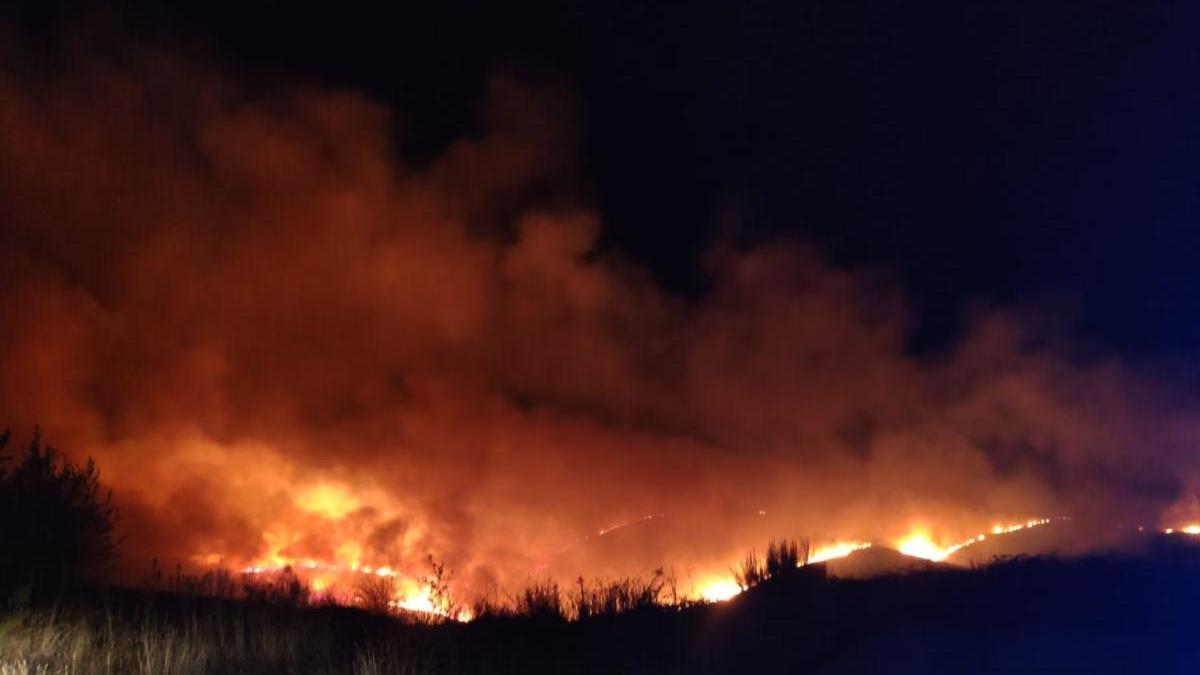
xmin=3 ymin=30 xmax=1200 ymax=638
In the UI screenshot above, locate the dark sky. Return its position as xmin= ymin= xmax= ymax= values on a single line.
xmin=10 ymin=0 xmax=1200 ymax=359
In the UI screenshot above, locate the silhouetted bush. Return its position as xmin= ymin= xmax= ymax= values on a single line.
xmin=737 ymin=538 xmax=812 ymax=589
xmin=573 ymin=570 xmax=667 ymax=619
xmin=354 ymin=574 xmax=397 ymax=615
xmin=734 ymin=548 xmax=765 ymax=590
xmin=0 ymin=429 xmax=118 ymax=602
xmin=243 ymin=566 xmax=312 ymax=607
xmin=470 ymin=591 xmax=511 ymax=621
xmin=766 ymin=538 xmax=810 ymax=577
xmin=512 ymin=579 xmax=566 ymax=621
xmin=162 ymin=564 xmax=242 ymax=600
xmin=423 ymin=554 xmax=460 ymax=620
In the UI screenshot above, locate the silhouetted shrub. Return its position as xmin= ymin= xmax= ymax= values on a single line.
xmin=470 ymin=591 xmax=511 ymax=620
xmin=734 ymin=549 xmax=765 ymax=590
xmin=766 ymin=538 xmax=810 ymax=577
xmin=573 ymin=569 xmax=667 ymax=619
xmin=354 ymin=574 xmax=397 ymax=615
xmin=512 ymin=579 xmax=565 ymax=621
xmin=423 ymin=554 xmax=460 ymax=619
xmin=243 ymin=566 xmax=312 ymax=607
xmin=737 ymin=538 xmax=812 ymax=589
xmin=0 ymin=429 xmax=118 ymax=602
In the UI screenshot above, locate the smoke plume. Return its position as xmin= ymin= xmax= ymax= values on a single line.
xmin=1 ymin=34 xmax=1197 ymax=596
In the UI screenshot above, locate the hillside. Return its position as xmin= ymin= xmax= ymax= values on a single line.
xmin=5 ymin=537 xmax=1200 ymax=673
xmin=821 ymin=545 xmax=945 ymax=578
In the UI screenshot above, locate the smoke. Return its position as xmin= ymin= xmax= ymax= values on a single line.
xmin=1 ymin=33 xmax=1197 ymax=596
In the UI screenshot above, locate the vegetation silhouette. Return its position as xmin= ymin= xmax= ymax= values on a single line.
xmin=2 ymin=437 xmax=1199 ymax=673
xmin=0 ymin=429 xmax=118 ymax=604
xmin=353 ymin=574 xmax=398 ymax=616
xmin=735 ymin=538 xmax=811 ymax=590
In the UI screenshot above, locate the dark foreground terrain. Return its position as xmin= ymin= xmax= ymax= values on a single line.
xmin=3 ymin=537 xmax=1199 ymax=674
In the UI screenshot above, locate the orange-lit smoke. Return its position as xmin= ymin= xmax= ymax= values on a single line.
xmin=2 ymin=32 xmax=1200 ymax=603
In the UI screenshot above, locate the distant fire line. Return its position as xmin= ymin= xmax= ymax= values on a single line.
xmin=211 ymin=514 xmax=1089 ymax=616
xmin=896 ymin=517 xmax=1063 ymax=562
xmin=591 ymin=513 xmax=666 ymax=538
xmin=697 ymin=516 xmax=1068 ymax=603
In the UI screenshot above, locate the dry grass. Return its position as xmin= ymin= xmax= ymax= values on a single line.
xmin=0 ymin=603 xmax=425 ymax=675
xmin=735 ymin=538 xmax=812 ymax=590
xmin=0 ymin=554 xmax=757 ymax=673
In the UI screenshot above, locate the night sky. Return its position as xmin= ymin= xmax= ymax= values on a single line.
xmin=12 ymin=1 xmax=1196 ymax=359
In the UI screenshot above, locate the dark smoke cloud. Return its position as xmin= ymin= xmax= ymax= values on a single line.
xmin=1 ymin=32 xmax=1197 ymax=595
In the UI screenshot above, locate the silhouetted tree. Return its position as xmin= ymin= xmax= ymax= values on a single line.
xmin=0 ymin=429 xmax=118 ymax=601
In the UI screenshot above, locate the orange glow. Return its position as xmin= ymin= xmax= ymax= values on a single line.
xmin=1 ymin=37 xmax=1168 ymax=617
xmin=896 ymin=518 xmax=1055 ymax=561
xmin=698 ymin=578 xmax=742 ymax=602
xmin=808 ymin=541 xmax=872 ymax=564
xmin=896 ymin=531 xmax=951 ymax=561
xmin=391 ymin=587 xmax=437 ymax=614
xmin=224 ymin=517 xmax=1063 ymax=609
xmin=295 ymin=483 xmax=361 ymax=519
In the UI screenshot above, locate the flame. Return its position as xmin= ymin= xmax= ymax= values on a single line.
xmin=896 ymin=531 xmax=951 ymax=561
xmin=295 ymin=483 xmax=361 ymax=519
xmin=896 ymin=518 xmax=1055 ymax=561
xmin=808 ymin=541 xmax=872 ymax=564
xmin=390 ymin=583 xmax=472 ymax=622
xmin=698 ymin=578 xmax=742 ymax=602
xmin=691 ymin=540 xmax=873 ymax=603
xmin=391 ymin=587 xmax=437 ymax=614
xmin=243 ymin=562 xmax=472 ymax=621
xmin=219 ymin=516 xmax=1064 ymax=612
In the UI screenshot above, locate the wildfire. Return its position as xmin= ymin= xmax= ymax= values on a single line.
xmin=295 ymin=483 xmax=361 ymax=519
xmin=236 ymin=556 xmax=468 ymax=620
xmin=895 ymin=518 xmax=1056 ymax=562
xmin=692 ymin=540 xmax=872 ymax=604
xmin=896 ymin=531 xmax=954 ymax=561
xmin=1164 ymin=524 xmax=1200 ymax=535
xmin=207 ymin=515 xmax=1067 ymax=613
xmin=390 ymin=586 xmax=471 ymax=621
xmin=809 ymin=541 xmax=872 ymax=564
xmin=698 ymin=578 xmax=742 ymax=602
